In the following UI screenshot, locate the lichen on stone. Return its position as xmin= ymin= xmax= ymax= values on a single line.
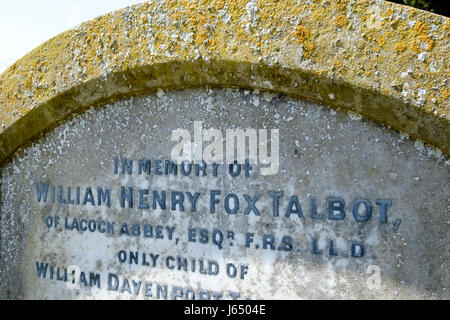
xmin=0 ymin=0 xmax=448 ymax=164
xmin=395 ymin=42 xmax=407 ymax=52
xmin=294 ymin=25 xmax=310 ymax=43
xmin=334 ymin=15 xmax=349 ymax=27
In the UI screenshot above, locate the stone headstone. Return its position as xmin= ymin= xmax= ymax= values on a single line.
xmin=0 ymin=1 xmax=448 ymax=300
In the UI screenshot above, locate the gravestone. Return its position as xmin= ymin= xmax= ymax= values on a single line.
xmin=0 ymin=1 xmax=448 ymax=300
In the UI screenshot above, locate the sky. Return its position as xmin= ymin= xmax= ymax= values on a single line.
xmin=0 ymin=0 xmax=147 ymax=73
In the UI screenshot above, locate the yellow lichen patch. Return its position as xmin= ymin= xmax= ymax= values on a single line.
xmin=414 ymin=21 xmax=429 ymax=35
xmin=206 ymin=38 xmax=217 ymax=48
xmin=418 ymin=35 xmax=435 ymax=51
xmin=199 ymin=16 xmax=208 ymax=26
xmin=303 ymin=42 xmax=316 ymax=59
xmin=395 ymin=42 xmax=407 ymax=53
xmin=333 ymin=0 xmax=347 ymax=11
xmin=216 ymin=0 xmax=226 ymax=10
xmin=385 ymin=8 xmax=395 ymax=17
xmin=378 ymin=35 xmax=386 ymax=47
xmin=195 ymin=31 xmax=208 ymax=45
xmin=25 ymin=75 xmax=32 ymax=89
xmin=411 ymin=40 xmax=421 ymax=54
xmin=294 ymin=25 xmax=310 ymax=43
xmin=444 ymin=20 xmax=450 ymax=31
xmin=443 ymin=89 xmax=450 ymax=100
xmin=334 ymin=16 xmax=349 ymax=27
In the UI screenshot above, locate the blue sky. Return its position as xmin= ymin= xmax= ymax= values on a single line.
xmin=0 ymin=0 xmax=146 ymax=73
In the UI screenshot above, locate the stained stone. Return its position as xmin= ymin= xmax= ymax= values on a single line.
xmin=0 ymin=89 xmax=448 ymax=299
xmin=0 ymin=1 xmax=449 ymax=300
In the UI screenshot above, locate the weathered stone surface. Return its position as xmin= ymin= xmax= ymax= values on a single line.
xmin=0 ymin=89 xmax=448 ymax=299
xmin=0 ymin=0 xmax=449 ymax=164
xmin=0 ymin=1 xmax=449 ymax=301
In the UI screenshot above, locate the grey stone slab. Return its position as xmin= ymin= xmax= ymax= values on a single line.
xmin=0 ymin=89 xmax=448 ymax=300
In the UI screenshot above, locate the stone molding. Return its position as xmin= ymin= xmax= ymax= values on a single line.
xmin=0 ymin=0 xmax=448 ymax=164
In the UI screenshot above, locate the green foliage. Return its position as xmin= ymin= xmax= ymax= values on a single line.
xmin=387 ymin=0 xmax=449 ymax=17
xmin=403 ymin=0 xmax=434 ymax=13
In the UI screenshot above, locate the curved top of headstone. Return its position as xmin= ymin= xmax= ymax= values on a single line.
xmin=0 ymin=0 xmax=448 ymax=163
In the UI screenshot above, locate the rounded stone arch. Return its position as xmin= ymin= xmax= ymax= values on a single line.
xmin=0 ymin=0 xmax=448 ymax=163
